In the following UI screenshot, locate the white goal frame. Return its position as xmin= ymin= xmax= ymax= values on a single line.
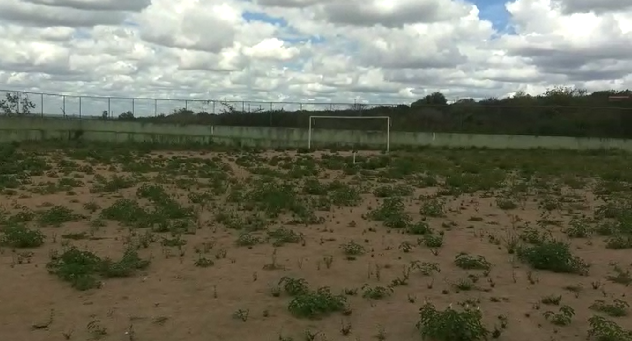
xmin=307 ymin=115 xmax=391 ymax=152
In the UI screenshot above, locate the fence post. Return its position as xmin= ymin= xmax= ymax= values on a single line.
xmin=17 ymin=91 xmax=21 ymax=114
xmin=212 ymin=101 xmax=215 ymax=114
xmin=132 ymin=98 xmax=135 ymax=116
xmin=79 ymin=96 xmax=82 ymax=117
xmin=154 ymin=99 xmax=157 ymax=117
xmin=62 ymin=96 xmax=66 ymax=117
xmin=185 ymin=100 xmax=188 ymax=111
xmin=108 ymin=98 xmax=111 ymax=118
xmin=40 ymin=93 xmax=44 ymax=116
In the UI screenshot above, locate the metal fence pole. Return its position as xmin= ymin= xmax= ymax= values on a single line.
xmin=132 ymin=98 xmax=135 ymax=116
xmin=62 ymin=96 xmax=66 ymax=117
xmin=79 ymin=96 xmax=82 ymax=118
xmin=154 ymin=99 xmax=157 ymax=117
xmin=17 ymin=91 xmax=21 ymax=114
xmin=40 ymin=93 xmax=44 ymax=116
xmin=185 ymin=100 xmax=188 ymax=111
xmin=108 ymin=98 xmax=111 ymax=118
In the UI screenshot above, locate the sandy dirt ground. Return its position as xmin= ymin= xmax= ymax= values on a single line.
xmin=1 ymin=144 xmax=632 ymax=341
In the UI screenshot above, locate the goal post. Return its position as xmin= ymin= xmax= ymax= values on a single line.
xmin=307 ymin=115 xmax=391 ymax=152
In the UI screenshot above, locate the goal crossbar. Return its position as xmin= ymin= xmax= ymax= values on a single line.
xmin=307 ymin=115 xmax=391 ymax=151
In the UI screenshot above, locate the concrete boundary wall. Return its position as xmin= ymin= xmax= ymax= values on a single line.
xmin=2 ymin=116 xmax=632 ymax=151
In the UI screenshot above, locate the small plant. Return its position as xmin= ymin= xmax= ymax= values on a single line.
xmin=399 ymin=241 xmax=414 ymax=253
xmin=362 ymin=285 xmax=393 ymax=300
xmin=83 ymin=201 xmax=100 ymax=213
xmin=194 ymin=255 xmax=214 ymax=268
xmin=416 ymin=301 xmax=489 ymax=341
xmin=279 ymin=276 xmax=309 ymax=296
xmin=605 ymin=234 xmax=632 ymax=249
xmin=232 ymin=309 xmax=249 ymax=322
xmin=367 ymin=197 xmax=411 ymax=228
xmin=520 ymin=227 xmax=549 ymax=245
xmin=454 ymin=253 xmax=491 ymax=270
xmin=453 ymin=277 xmax=476 ymax=291
xmin=322 ymin=255 xmax=334 ymax=269
xmin=304 ymin=329 xmax=320 ymax=341
xmin=411 ymin=261 xmax=441 ymax=276
xmin=543 ymin=305 xmax=574 ymax=326
xmin=341 ymin=241 xmax=365 ymax=256
xmin=235 ymin=233 xmax=261 ymax=247
xmin=541 ymin=295 xmax=562 ymax=306
xmin=588 ymin=315 xmax=632 ymax=341
xmin=407 ymin=221 xmax=432 ymax=235
xmin=268 ymin=227 xmax=302 ymax=246
xmin=330 ymin=184 xmax=362 ymax=207
xmin=496 ymin=198 xmax=517 ymax=210
xmin=607 ymin=264 xmax=632 ymax=286
xmin=87 ymin=320 xmax=107 ymax=339
xmin=590 ymin=299 xmax=630 ymax=317
xmin=340 ymin=319 xmax=352 ymax=335
xmin=422 ymin=234 xmax=444 ymax=248
xmin=287 ymin=287 xmax=347 ymax=319
xmin=373 ymin=184 xmax=413 ymax=198
xmin=419 ymin=198 xmax=445 ymax=217
xmin=564 ymin=218 xmax=592 ymax=238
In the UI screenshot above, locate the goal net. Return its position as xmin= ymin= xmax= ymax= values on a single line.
xmin=307 ymin=115 xmax=391 ymax=152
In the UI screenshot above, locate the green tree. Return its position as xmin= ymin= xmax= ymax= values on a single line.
xmin=0 ymin=92 xmax=36 ymax=115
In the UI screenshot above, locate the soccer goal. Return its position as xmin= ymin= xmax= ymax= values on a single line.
xmin=307 ymin=115 xmax=391 ymax=152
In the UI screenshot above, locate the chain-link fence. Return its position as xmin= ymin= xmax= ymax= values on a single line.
xmin=0 ymin=89 xmax=393 ymax=118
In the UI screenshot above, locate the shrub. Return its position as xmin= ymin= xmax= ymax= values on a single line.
xmin=288 ymin=287 xmax=347 ymax=319
xmin=46 ymin=247 xmax=150 ymax=291
xmin=517 ymin=240 xmax=589 ymax=275
xmin=1 ymin=225 xmax=45 ymax=248
xmin=417 ymin=302 xmax=489 ymax=341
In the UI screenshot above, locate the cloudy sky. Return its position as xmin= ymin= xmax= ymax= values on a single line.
xmin=0 ymin=0 xmax=631 ymax=113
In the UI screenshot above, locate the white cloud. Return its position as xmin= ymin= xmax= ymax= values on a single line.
xmin=22 ymin=0 xmax=151 ymax=12
xmin=551 ymin=0 xmax=632 ymax=14
xmin=0 ymin=0 xmax=129 ymax=26
xmin=315 ymin=0 xmax=473 ymax=27
xmin=0 ymin=0 xmax=631 ymax=116
xmin=242 ymin=38 xmax=301 ymax=61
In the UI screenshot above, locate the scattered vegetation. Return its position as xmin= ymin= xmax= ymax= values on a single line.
xmin=1 ymin=140 xmax=632 ymax=340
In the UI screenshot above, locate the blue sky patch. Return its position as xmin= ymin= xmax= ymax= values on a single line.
xmin=472 ymin=0 xmax=515 ymax=34
xmin=281 ymin=33 xmax=326 ymax=45
xmin=242 ymin=11 xmax=287 ymax=26
xmin=243 ymin=10 xmax=326 ymax=45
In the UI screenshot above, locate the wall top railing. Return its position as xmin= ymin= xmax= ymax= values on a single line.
xmin=0 ymin=89 xmax=405 ymax=118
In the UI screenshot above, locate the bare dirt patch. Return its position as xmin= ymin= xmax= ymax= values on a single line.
xmin=1 ymin=143 xmax=632 ymax=341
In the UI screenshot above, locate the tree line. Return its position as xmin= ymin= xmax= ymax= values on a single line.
xmin=3 ymin=87 xmax=632 ymax=138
